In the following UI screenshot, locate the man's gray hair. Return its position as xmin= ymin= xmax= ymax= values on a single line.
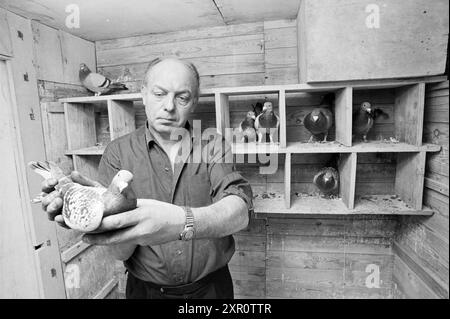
xmin=142 ymin=57 xmax=200 ymax=97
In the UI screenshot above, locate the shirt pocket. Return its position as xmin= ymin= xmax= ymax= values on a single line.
xmin=188 ymin=172 xmax=212 ymax=207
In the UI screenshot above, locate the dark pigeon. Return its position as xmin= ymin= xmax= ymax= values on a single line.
xmin=313 ymin=167 xmax=339 ymax=195
xmin=352 ymin=102 xmax=389 ymax=142
xmin=252 ymin=102 xmax=263 ymax=117
xmin=304 ymin=108 xmax=334 ymax=142
xmin=239 ymin=110 xmax=257 ymax=143
xmin=255 ymin=102 xmax=280 ymax=143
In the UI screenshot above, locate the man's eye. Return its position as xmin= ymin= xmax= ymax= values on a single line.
xmin=153 ymin=91 xmax=165 ymax=97
xmin=178 ymin=95 xmax=190 ymax=102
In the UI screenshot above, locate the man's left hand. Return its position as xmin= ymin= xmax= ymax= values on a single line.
xmin=81 ymin=199 xmax=185 ymax=246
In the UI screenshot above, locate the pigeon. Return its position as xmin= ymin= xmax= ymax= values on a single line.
xmin=79 ymin=63 xmax=128 ymax=96
xmin=255 ymin=101 xmax=280 ymax=143
xmin=352 ymin=102 xmax=389 ymax=142
xmin=239 ymin=110 xmax=257 ymax=143
xmin=28 ymin=161 xmax=136 ymax=232
xmin=304 ymin=108 xmax=334 ymax=142
xmin=252 ymin=102 xmax=263 ymax=117
xmin=313 ymin=167 xmax=339 ymax=195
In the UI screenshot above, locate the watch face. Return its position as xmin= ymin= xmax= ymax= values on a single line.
xmin=184 ymin=229 xmax=194 ymax=240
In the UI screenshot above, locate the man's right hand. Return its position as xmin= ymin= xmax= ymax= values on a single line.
xmin=40 ymin=171 xmax=103 ymax=229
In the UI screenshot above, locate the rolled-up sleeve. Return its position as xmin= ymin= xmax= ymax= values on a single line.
xmin=207 ymin=135 xmax=254 ymax=216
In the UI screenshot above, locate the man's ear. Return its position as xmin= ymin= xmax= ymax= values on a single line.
xmin=190 ymin=96 xmax=199 ymax=113
xmin=141 ymin=86 xmax=147 ymax=105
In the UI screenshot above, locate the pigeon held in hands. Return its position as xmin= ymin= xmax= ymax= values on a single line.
xmin=239 ymin=110 xmax=257 ymax=143
xmin=255 ymin=102 xmax=280 ymax=143
xmin=28 ymin=161 xmax=136 ymax=232
xmin=352 ymin=102 xmax=389 ymax=142
xmin=79 ymin=63 xmax=128 ymax=96
xmin=313 ymin=167 xmax=339 ymax=195
xmin=304 ymin=108 xmax=334 ymax=143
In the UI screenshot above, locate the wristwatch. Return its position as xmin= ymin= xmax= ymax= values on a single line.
xmin=179 ymin=206 xmax=195 ymax=241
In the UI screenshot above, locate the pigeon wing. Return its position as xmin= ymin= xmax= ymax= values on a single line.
xmin=83 ymin=72 xmax=111 ymax=93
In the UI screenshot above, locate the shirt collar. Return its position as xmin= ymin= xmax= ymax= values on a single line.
xmin=145 ymin=120 xmax=193 ymax=149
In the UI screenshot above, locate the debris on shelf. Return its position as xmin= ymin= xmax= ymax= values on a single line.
xmin=255 ymin=192 xmax=281 ymax=200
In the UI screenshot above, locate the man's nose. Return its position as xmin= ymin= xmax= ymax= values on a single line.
xmin=163 ymin=95 xmax=176 ymax=112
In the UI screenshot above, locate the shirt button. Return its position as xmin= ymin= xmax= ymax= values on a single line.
xmin=160 ymin=288 xmax=164 ymax=293
xmin=164 ymin=167 xmax=169 ymax=172
xmin=177 ymin=250 xmax=182 ymax=255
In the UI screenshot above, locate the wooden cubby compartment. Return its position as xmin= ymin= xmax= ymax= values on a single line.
xmin=352 ymin=83 xmax=425 ymax=148
xmin=354 ymin=152 xmax=429 ymax=215
xmin=58 ymin=76 xmax=444 ymax=217
xmin=214 ymin=88 xmax=286 ymax=154
xmin=63 ymin=98 xmax=136 ymax=179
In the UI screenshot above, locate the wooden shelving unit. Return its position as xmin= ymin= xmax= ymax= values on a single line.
xmin=59 ymin=75 xmax=445 ymax=217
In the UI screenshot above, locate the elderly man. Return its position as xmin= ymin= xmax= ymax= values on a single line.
xmin=41 ymin=57 xmax=253 ymax=299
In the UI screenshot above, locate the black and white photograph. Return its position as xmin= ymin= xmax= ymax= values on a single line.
xmin=0 ymin=0 xmax=448 ymax=305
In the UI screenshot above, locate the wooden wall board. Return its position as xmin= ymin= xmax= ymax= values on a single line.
xmin=97 ymin=34 xmax=264 ymax=67
xmin=31 ymin=22 xmax=64 ymax=83
xmin=34 ymin=243 xmax=67 ymax=298
xmin=99 ymin=54 xmax=265 ymax=80
xmin=214 ymin=0 xmax=300 ymax=24
xmin=393 ymin=254 xmax=440 ymax=299
xmin=31 ymin=23 xmax=96 ymax=85
xmin=0 ymin=59 xmax=41 ymax=298
xmin=298 ymin=0 xmax=449 ymax=82
xmin=6 ymin=11 xmax=61 ymax=250
xmin=96 ymin=22 xmax=264 ymax=51
xmin=265 ymin=216 xmax=396 ymax=298
xmin=59 ymin=31 xmax=96 ymax=85
xmin=0 ymin=8 xmax=12 ymax=57
xmin=64 ymin=245 xmax=118 ymax=299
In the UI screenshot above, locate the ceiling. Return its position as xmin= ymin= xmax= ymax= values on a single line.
xmin=0 ymin=0 xmax=301 ymax=41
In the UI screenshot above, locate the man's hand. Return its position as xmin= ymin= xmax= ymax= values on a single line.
xmin=82 ymin=199 xmax=185 ymax=246
xmin=40 ymin=171 xmax=103 ymax=229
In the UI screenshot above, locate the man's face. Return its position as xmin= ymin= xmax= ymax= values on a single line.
xmin=142 ymin=59 xmax=198 ymax=139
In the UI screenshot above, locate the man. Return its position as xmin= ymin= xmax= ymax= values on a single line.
xmin=41 ymin=57 xmax=253 ymax=299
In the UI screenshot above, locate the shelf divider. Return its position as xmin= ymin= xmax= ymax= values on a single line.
xmin=395 ymin=151 xmax=426 ymax=210
xmin=394 ymin=83 xmax=425 ymax=146
xmin=215 ymin=92 xmax=229 ymax=137
xmin=278 ymin=89 xmax=286 ymax=148
xmin=335 ymin=87 xmax=353 ymax=146
xmin=107 ymin=100 xmax=136 ymax=140
xmin=284 ymin=153 xmax=291 ymax=209
xmin=339 ymin=152 xmax=357 ymax=209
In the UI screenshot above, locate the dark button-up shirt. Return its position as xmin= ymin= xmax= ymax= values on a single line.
xmin=97 ymin=122 xmax=253 ymax=285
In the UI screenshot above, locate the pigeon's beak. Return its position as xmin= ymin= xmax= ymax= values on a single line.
xmin=366 ymin=108 xmax=372 ymax=113
xmin=251 ymin=115 xmax=256 ymax=120
xmin=312 ymin=115 xmax=319 ymax=122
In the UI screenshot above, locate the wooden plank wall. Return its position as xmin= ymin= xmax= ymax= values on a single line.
xmin=392 ymin=81 xmax=449 ymax=299
xmin=95 ymin=19 xmax=298 ymax=92
xmin=31 ymin=20 xmax=124 ymax=299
